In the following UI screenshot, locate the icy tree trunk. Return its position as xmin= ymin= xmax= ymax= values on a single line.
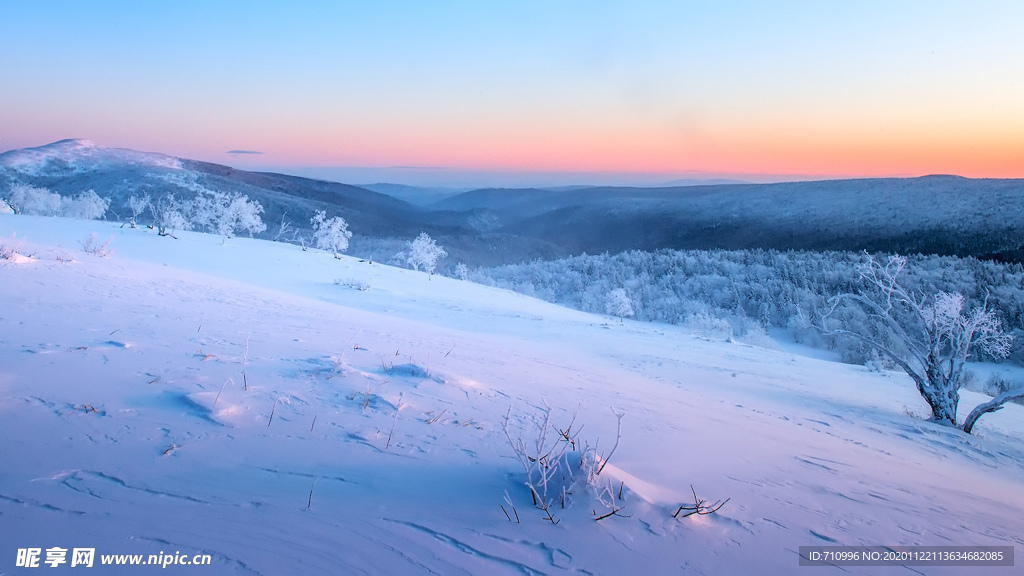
xmin=920 ymin=359 xmax=960 ymax=427
xmin=921 ymin=382 xmax=959 ymax=427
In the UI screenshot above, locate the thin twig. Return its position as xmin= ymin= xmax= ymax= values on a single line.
xmin=386 ymin=394 xmax=404 ymax=449
xmin=268 ymin=398 xmax=280 ymax=427
xmin=242 ymin=333 xmax=250 ymax=390
xmin=307 ymin=477 xmax=319 ymax=510
xmin=673 ymin=485 xmax=730 ymax=518
xmin=594 ymin=507 xmax=632 ymax=521
xmin=214 ymin=377 xmax=232 ymax=406
xmin=595 ymin=409 xmax=624 ymax=476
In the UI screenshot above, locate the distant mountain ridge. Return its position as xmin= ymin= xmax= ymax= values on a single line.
xmin=432 ymin=175 xmax=1024 ymax=263
xmin=0 ymin=139 xmax=463 ymax=240
xmin=3 ymin=140 xmax=1024 ymax=264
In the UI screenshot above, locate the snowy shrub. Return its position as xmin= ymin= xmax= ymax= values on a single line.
xmin=4 ymin=184 xmax=62 ymax=216
xmin=605 ymin=288 xmax=634 ymax=320
xmin=60 ymin=190 xmax=110 ymax=220
xmin=503 ymin=405 xmax=623 ymax=524
xmin=151 ymin=194 xmax=192 ymax=237
xmin=960 ymin=372 xmax=1024 ymax=407
xmin=983 ymin=374 xmax=1024 ymax=406
xmin=738 ymin=324 xmax=779 ymax=350
xmin=334 ymin=277 xmax=369 ymax=291
xmin=824 ymin=254 xmax=1020 ymax=433
xmin=405 ymin=232 xmax=447 ymax=274
xmin=455 ymin=262 xmax=469 ymax=281
xmin=80 ymin=232 xmax=113 ymax=257
xmin=685 ymin=311 xmax=733 ymax=341
xmin=0 ymin=233 xmax=24 ymax=260
xmin=0 ymin=197 xmax=13 ymax=214
xmin=311 ymin=210 xmax=353 ymax=257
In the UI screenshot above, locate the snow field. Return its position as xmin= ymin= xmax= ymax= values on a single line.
xmin=1 ymin=214 xmax=1022 ymax=575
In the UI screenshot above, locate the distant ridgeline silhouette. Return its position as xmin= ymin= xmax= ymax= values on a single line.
xmin=3 ymin=141 xmax=1024 ymax=264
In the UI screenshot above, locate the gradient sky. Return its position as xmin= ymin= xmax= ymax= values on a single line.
xmin=2 ymin=1 xmax=1022 ymax=186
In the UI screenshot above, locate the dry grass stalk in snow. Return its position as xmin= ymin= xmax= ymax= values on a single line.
xmin=673 ymin=485 xmax=730 ymax=519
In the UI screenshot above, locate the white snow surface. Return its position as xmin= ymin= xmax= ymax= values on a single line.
xmin=1 ymin=214 xmax=1022 ymax=575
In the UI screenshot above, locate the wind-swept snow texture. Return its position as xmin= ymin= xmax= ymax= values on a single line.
xmin=1 ymin=214 xmax=1022 ymax=575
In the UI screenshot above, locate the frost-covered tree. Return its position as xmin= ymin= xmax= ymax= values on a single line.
xmin=0 ymin=186 xmax=22 ymax=214
xmin=310 ymin=210 xmax=352 ymax=257
xmin=605 ymin=288 xmax=634 ymax=321
xmin=186 ymin=191 xmax=217 ymax=233
xmin=60 ymin=190 xmax=110 ymax=220
xmin=823 ymin=255 xmax=1021 ymax=433
xmin=151 ymin=194 xmax=192 ymax=237
xmin=216 ymin=194 xmax=266 ymax=238
xmin=2 ymin=184 xmax=109 ymax=219
xmin=126 ymin=194 xmax=151 ymax=228
xmin=180 ymin=190 xmax=265 ymax=238
xmin=4 ymin=184 xmax=62 ymax=216
xmin=273 ymin=213 xmax=291 ymax=241
xmin=406 ymin=232 xmax=446 ymax=274
xmin=455 ymin=262 xmax=469 ymax=281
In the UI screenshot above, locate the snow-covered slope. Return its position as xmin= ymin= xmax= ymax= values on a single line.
xmin=1 ymin=215 xmax=1022 ymax=574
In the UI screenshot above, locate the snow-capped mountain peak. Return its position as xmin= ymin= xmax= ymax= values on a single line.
xmin=0 ymin=138 xmax=183 ymax=176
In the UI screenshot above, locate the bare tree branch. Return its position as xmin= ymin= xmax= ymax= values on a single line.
xmin=962 ymin=387 xmax=1024 ymax=434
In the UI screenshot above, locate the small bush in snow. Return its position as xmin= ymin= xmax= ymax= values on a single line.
xmin=334 ymin=277 xmax=369 ymax=291
xmin=961 ymin=372 xmax=1024 ymax=407
xmin=605 ymin=288 xmax=634 ymax=321
xmin=686 ymin=311 xmax=733 ymax=341
xmin=311 ymin=210 xmax=353 ymax=257
xmin=455 ymin=262 xmax=469 ymax=281
xmin=406 ymin=232 xmax=446 ymax=275
xmin=80 ymin=232 xmax=113 ymax=257
xmin=0 ymin=233 xmax=24 ymax=260
xmin=503 ymin=404 xmax=623 ymax=524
